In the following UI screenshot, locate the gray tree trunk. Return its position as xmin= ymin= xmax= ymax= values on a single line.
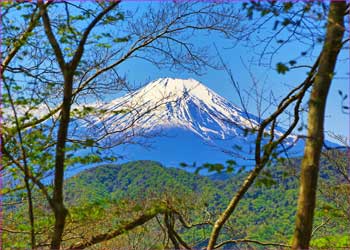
xmin=292 ymin=1 xmax=346 ymax=249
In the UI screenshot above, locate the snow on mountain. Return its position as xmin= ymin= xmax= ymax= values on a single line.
xmin=86 ymin=78 xmax=270 ymax=140
xmin=76 ymin=77 xmax=302 ymax=166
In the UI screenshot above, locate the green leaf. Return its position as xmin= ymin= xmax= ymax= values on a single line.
xmin=261 ymin=9 xmax=270 ymax=16
xmin=283 ymin=2 xmax=293 ymax=12
xmin=85 ymin=139 xmax=94 ymax=147
xmin=97 ymin=43 xmax=112 ymax=48
xmin=226 ymin=160 xmax=236 ymax=166
xmin=226 ymin=166 xmax=234 ymax=173
xmin=72 ymin=15 xmax=85 ymax=20
xmin=303 ymin=3 xmax=311 ymax=12
xmin=276 ymin=63 xmax=289 ymax=74
xmin=282 ymin=18 xmax=291 ymax=26
xmin=113 ymin=36 xmax=130 ymax=43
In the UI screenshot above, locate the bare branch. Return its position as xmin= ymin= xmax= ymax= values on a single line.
xmin=212 ymin=238 xmax=290 ymax=249
xmin=1 ymin=3 xmax=50 ymax=73
xmin=69 ymin=1 xmax=120 ymax=70
xmin=39 ymin=3 xmax=66 ymax=72
xmin=69 ymin=204 xmax=169 ymax=250
xmin=206 ymin=53 xmax=321 ymax=250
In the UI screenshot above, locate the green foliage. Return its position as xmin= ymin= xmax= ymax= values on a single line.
xmin=113 ymin=36 xmax=131 ymax=43
xmin=276 ymin=62 xmax=289 ymax=74
xmin=62 ymin=159 xmax=349 ymax=247
xmin=64 ymin=160 xmax=219 ymax=204
xmin=312 ymin=235 xmax=350 ymax=248
xmin=4 ymin=156 xmax=349 ymax=248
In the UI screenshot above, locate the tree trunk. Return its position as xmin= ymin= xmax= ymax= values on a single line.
xmin=292 ymin=1 xmax=346 ymax=249
xmin=39 ymin=3 xmax=120 ymax=248
xmin=50 ymin=73 xmax=72 ymax=250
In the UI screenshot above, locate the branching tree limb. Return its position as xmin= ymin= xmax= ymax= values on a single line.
xmin=3 ymin=63 xmax=37 ymax=250
xmin=69 ymin=204 xmax=168 ymax=250
xmin=38 ymin=2 xmax=121 ymax=248
xmin=206 ymin=54 xmax=321 ymax=250
xmin=1 ymin=2 xmax=50 ymax=73
xmin=212 ymin=238 xmax=290 ymax=249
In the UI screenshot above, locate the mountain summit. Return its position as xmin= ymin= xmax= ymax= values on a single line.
xmin=89 ymin=78 xmax=261 ymax=140
xmin=82 ymin=78 xmax=300 ymax=166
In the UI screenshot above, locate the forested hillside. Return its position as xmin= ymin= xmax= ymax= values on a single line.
xmin=7 ymin=157 xmax=346 ymax=249
xmin=62 ymin=158 xmax=349 ymax=249
xmin=4 ymin=157 xmax=349 ymax=249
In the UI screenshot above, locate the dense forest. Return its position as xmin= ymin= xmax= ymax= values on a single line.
xmin=5 ymin=154 xmax=349 ymax=249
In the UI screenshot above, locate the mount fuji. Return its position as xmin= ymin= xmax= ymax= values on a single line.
xmin=79 ymin=78 xmax=302 ymax=168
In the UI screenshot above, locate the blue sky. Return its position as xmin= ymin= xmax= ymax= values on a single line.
xmin=6 ymin=1 xmax=347 ymax=144
xmin=115 ymin=2 xmax=349 ymax=144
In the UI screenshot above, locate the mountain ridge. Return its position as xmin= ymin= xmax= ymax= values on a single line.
xmin=86 ymin=77 xmax=265 ymax=140
xmin=77 ymin=78 xmax=303 ymax=166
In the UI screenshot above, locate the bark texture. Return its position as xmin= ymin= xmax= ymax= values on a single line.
xmin=39 ymin=2 xmax=120 ymax=248
xmin=292 ymin=1 xmax=346 ymax=249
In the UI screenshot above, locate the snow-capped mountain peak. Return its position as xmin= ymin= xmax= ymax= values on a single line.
xmin=89 ymin=78 xmax=259 ymax=140
xmin=136 ymin=78 xmax=218 ymax=102
xmin=72 ymin=77 xmax=306 ymax=166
